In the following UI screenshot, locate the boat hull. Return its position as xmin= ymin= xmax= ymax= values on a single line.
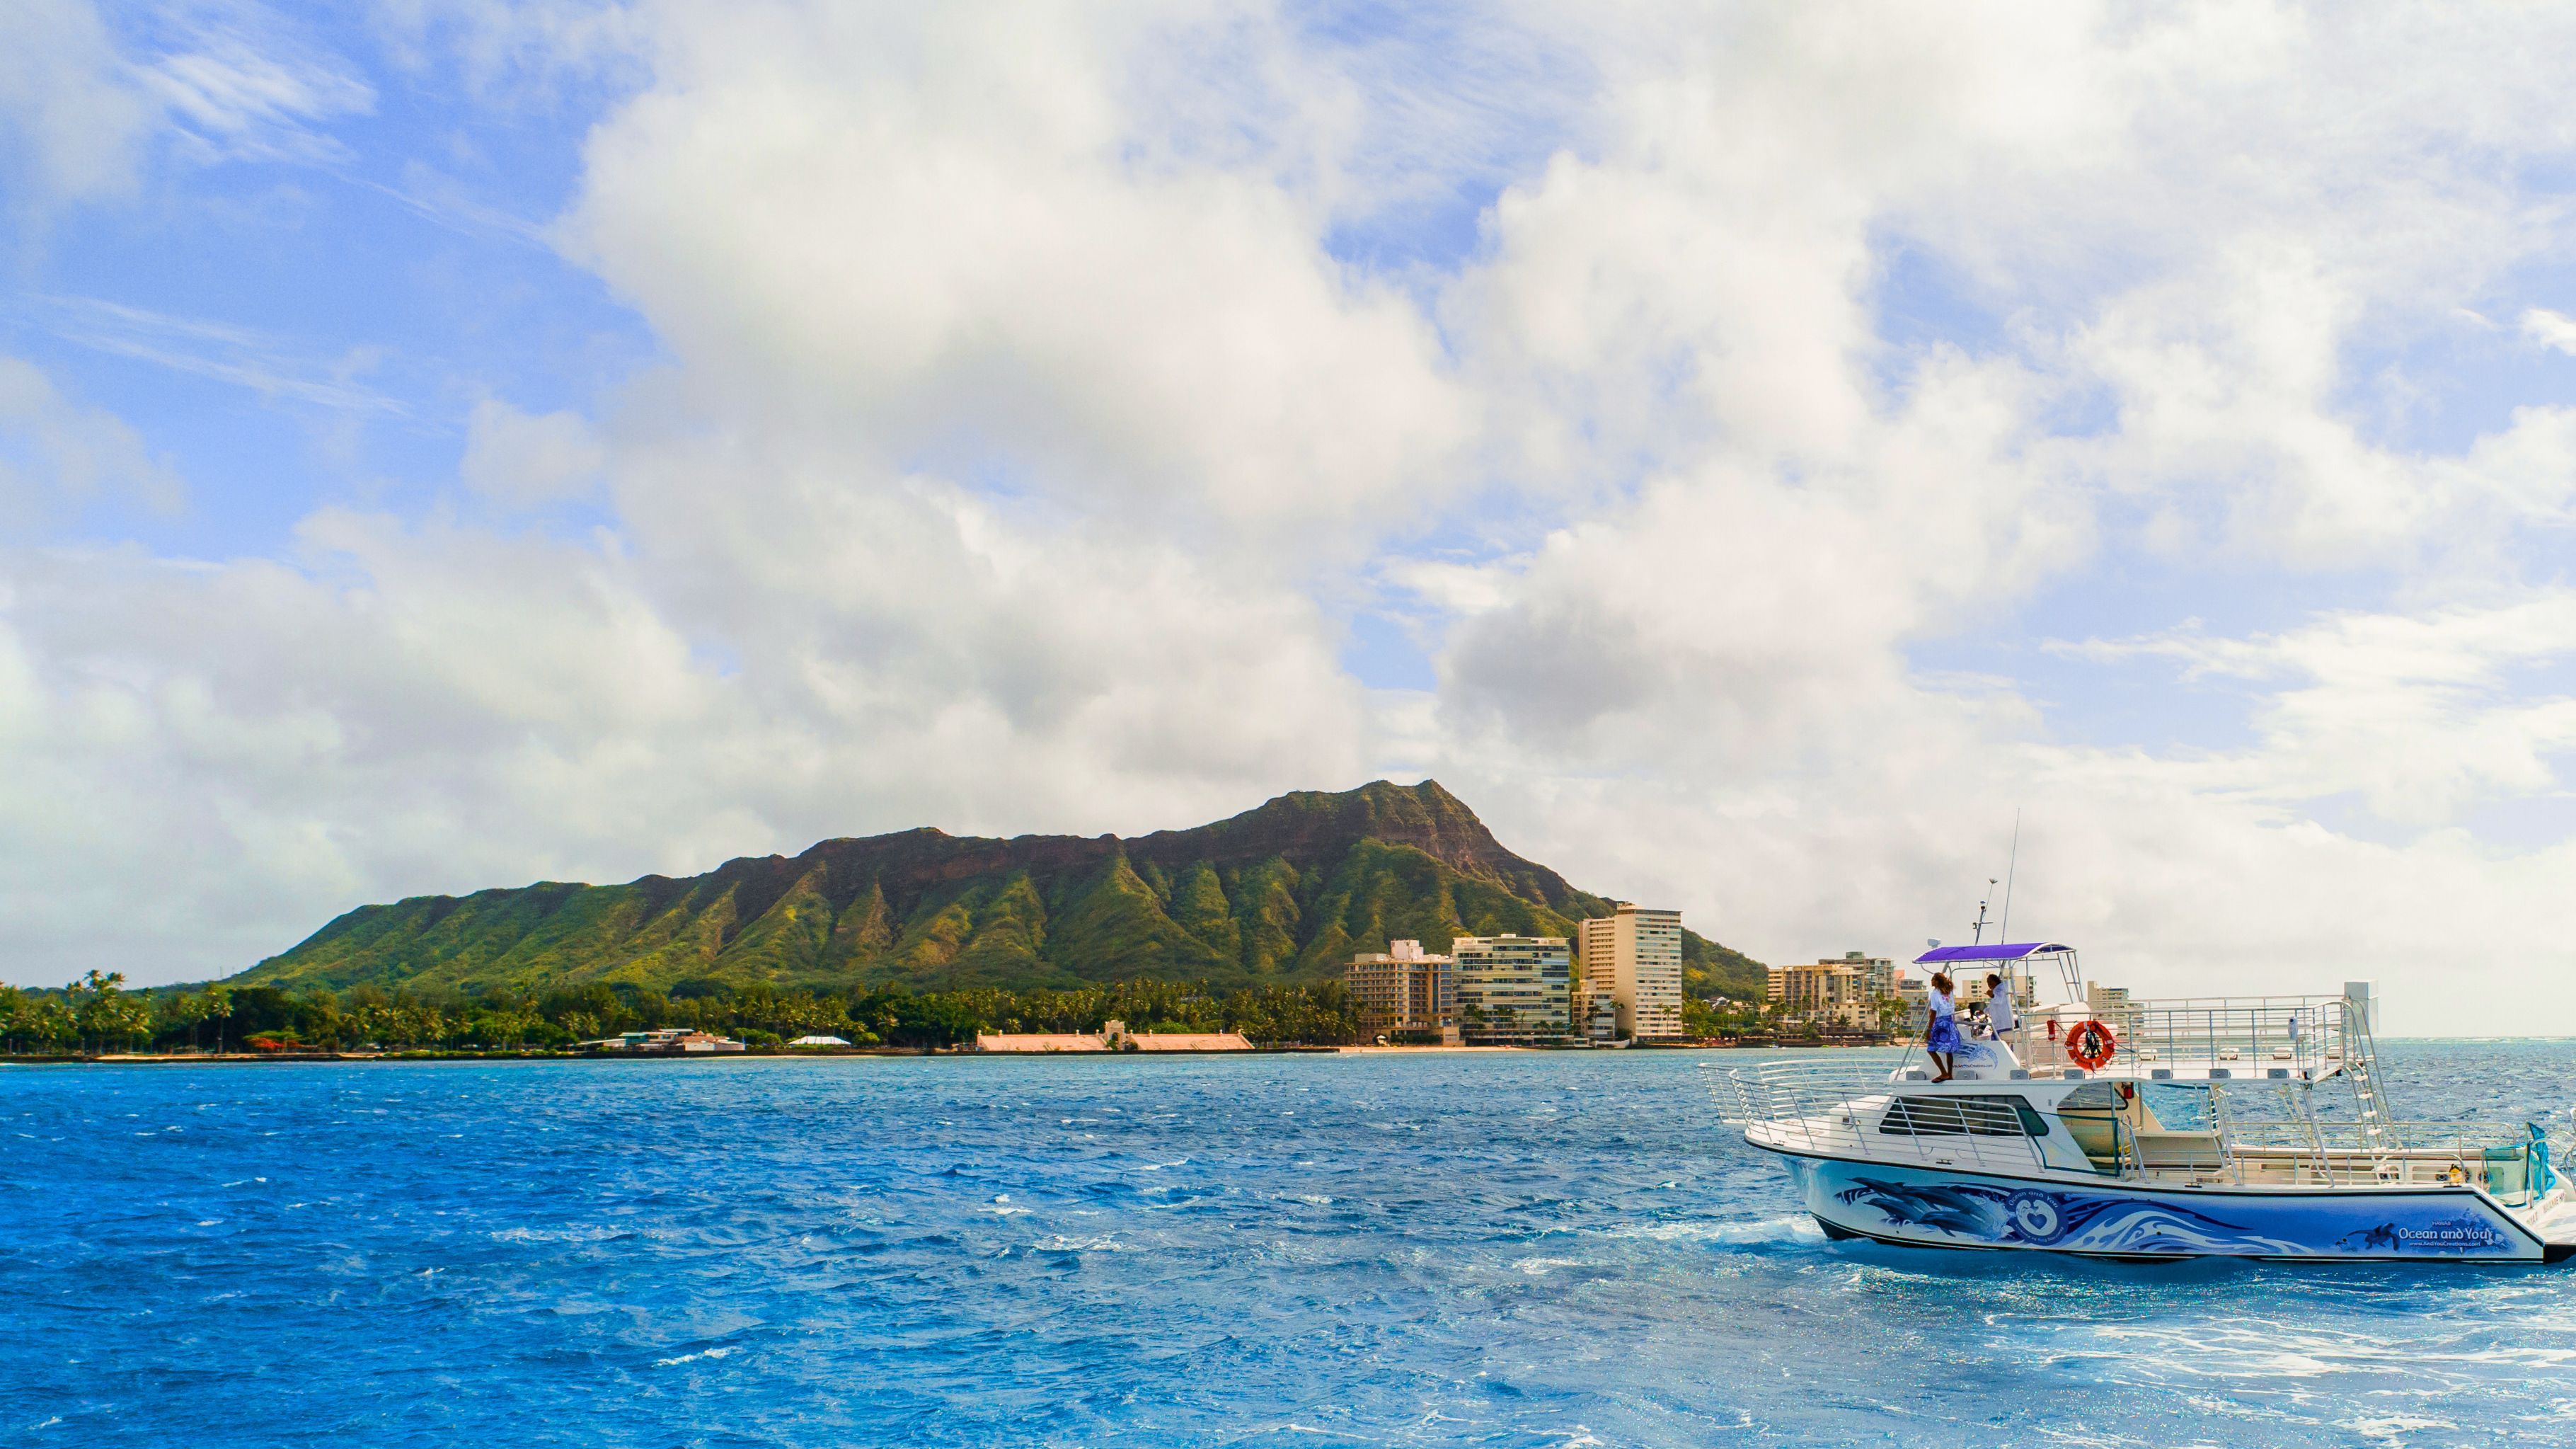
xmin=1777 ymin=1152 xmax=2547 ymax=1262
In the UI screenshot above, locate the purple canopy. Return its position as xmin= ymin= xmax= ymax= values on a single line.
xmin=1913 ymin=941 xmax=2074 ymax=965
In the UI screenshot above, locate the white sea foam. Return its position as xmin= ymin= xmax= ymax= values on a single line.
xmin=654 ymin=1346 xmax=737 ymax=1367
xmin=1604 ymin=1215 xmax=1818 ymax=1244
xmin=2347 ymin=1415 xmax=2455 ymax=1442
xmin=489 ymin=1225 xmax=626 ymax=1244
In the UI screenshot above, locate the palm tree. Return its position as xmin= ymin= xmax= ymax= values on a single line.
xmin=205 ymin=985 xmax=234 ymax=1055
xmin=70 ymin=970 xmax=126 ymax=1055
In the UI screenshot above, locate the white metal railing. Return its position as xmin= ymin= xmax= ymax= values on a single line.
xmin=2009 ymin=995 xmax=2357 ymax=1079
xmin=1710 ymin=1054 xmax=1907 ymax=1125
xmin=1714 ymin=1055 xmax=2059 ymax=1177
xmin=2219 ymin=1119 xmax=2548 ymax=1200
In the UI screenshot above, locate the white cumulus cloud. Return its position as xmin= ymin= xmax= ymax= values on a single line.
xmin=13 ymin=0 xmax=2576 ymax=1032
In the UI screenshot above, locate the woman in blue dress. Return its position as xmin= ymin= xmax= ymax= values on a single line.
xmin=1924 ymin=972 xmax=1960 ymax=1082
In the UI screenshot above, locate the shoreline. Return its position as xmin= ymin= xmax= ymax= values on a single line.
xmin=1 ymin=1039 xmax=1900 ymax=1065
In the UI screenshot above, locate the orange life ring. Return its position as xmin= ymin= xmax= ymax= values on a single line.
xmin=2065 ymin=1019 xmax=2117 ymax=1070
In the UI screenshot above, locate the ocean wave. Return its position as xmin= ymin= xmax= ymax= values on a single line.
xmin=1603 ymin=1215 xmax=1821 ymax=1244
xmin=2346 ymin=1414 xmax=2456 ymax=1442
xmin=488 ymin=1225 xmax=631 ymax=1244
xmin=652 ymin=1346 xmax=737 ymax=1367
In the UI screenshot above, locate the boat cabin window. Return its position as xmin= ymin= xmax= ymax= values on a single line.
xmin=2054 ymin=1081 xmax=2138 ymax=1174
xmin=1878 ymin=1095 xmax=2049 ymax=1138
xmin=2141 ymin=1084 xmax=2209 ymax=1130
xmin=2059 ymin=1082 xmax=2124 ymax=1111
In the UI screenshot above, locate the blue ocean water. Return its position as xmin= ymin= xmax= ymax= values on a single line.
xmin=8 ymin=1043 xmax=2576 ymax=1446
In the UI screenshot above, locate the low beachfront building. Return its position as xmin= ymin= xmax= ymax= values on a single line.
xmin=1452 ymin=934 xmax=1572 ymax=1044
xmin=1346 ymin=939 xmax=1454 ymax=1036
xmin=974 ymin=1032 xmax=1108 ymax=1053
xmin=581 ymin=1029 xmax=747 ymax=1054
xmin=977 ymin=1020 xmax=1255 ymax=1053
xmin=1572 ymin=978 xmax=1619 ymax=1043
xmin=1123 ymin=1033 xmax=1254 ymax=1051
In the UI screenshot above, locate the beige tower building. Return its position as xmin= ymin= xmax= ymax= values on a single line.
xmin=1346 ymin=939 xmax=1454 ymax=1036
xmin=1770 ymin=953 xmax=1894 ymax=1029
xmin=1577 ymin=904 xmax=1685 ymax=1041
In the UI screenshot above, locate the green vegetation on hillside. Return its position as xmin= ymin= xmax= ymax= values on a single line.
xmin=1684 ymin=939 xmax=1769 ymax=1002
xmin=234 ymin=780 xmax=1768 ymax=1001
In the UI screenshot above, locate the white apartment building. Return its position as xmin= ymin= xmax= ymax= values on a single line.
xmin=1452 ymin=934 xmax=1573 ymax=1043
xmin=1577 ymin=904 xmax=1684 ymax=1041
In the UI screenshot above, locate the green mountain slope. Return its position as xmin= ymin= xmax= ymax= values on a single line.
xmin=237 ymin=780 xmax=1766 ymax=997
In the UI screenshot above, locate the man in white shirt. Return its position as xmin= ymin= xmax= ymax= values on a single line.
xmin=1983 ymin=972 xmax=2017 ymax=1038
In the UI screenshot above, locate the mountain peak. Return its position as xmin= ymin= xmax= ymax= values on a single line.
xmin=238 ymin=779 xmax=1754 ymax=998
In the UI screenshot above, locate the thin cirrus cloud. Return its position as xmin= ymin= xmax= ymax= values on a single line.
xmin=140 ymin=22 xmax=374 ymax=165
xmin=5 ymin=1 xmax=2576 ymax=1030
xmin=34 ymin=294 xmax=406 ymax=416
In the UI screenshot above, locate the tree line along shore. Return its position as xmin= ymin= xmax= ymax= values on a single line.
xmin=0 ymin=972 xmax=1378 ymax=1055
xmin=0 ymin=971 xmax=1854 ymax=1058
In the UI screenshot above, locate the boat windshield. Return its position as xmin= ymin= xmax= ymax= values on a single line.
xmin=1878 ymin=1094 xmax=2050 ymax=1138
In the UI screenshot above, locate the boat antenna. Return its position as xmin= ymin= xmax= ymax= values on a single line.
xmin=1998 ymin=809 xmax=2020 ymax=945
xmin=1971 ymin=881 xmax=1995 ymax=944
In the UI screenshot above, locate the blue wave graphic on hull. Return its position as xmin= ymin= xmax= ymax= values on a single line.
xmin=1837 ymin=1177 xmax=2306 ymax=1256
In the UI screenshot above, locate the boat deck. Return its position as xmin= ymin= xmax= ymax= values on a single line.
xmin=1747 ymin=1111 xmax=2553 ymax=1195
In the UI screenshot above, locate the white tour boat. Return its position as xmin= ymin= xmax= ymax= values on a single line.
xmin=1724 ymin=942 xmax=2576 ymax=1263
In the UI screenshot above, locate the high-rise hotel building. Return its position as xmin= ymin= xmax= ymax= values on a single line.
xmin=1577 ymin=904 xmax=1685 ymax=1041
xmin=1345 ymin=939 xmax=1454 ymax=1036
xmin=1451 ymin=934 xmax=1573 ymax=1043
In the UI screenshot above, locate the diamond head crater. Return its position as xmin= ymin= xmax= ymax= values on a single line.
xmin=237 ymin=779 xmax=1764 ymax=1004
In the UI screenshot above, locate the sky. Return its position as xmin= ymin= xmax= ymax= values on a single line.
xmin=6 ymin=1 xmax=2576 ymax=1033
